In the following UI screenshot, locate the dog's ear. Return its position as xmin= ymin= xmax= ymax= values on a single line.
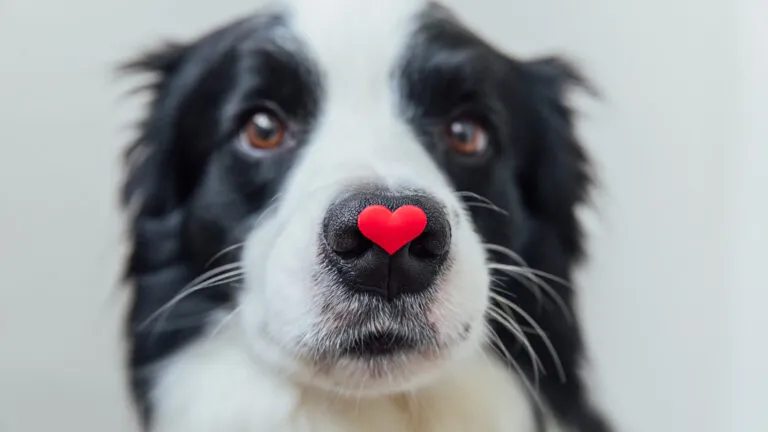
xmin=516 ymin=56 xmax=595 ymax=264
xmin=118 ymin=41 xmax=201 ymax=286
xmin=120 ymin=28 xmax=241 ymax=272
xmin=510 ymin=57 xmax=614 ymax=431
xmin=118 ymin=41 xmax=195 ymax=424
xmin=119 ymin=36 xmax=248 ymax=422
xmin=121 ymin=42 xmax=192 ymax=219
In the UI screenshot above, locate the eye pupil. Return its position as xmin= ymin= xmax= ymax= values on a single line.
xmin=450 ymin=121 xmax=475 ymax=144
xmin=242 ymin=110 xmax=286 ymax=151
xmin=252 ymin=113 xmax=278 ymax=140
xmin=447 ymin=119 xmax=487 ymax=155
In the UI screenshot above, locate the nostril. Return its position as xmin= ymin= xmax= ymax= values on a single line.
xmin=324 ymin=224 xmax=372 ymax=259
xmin=336 ymin=232 xmax=373 ymax=260
xmin=408 ymin=231 xmax=448 ymax=260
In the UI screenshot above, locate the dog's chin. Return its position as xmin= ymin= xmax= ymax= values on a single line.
xmin=292 ymin=324 xmax=483 ymax=397
xmin=307 ymin=354 xmax=448 ymax=397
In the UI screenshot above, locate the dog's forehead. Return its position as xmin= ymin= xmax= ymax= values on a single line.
xmin=281 ymin=0 xmax=429 ymax=95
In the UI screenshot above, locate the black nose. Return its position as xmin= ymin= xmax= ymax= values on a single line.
xmin=321 ymin=188 xmax=451 ymax=300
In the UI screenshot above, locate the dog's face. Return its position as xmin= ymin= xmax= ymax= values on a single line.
xmin=124 ymin=0 xmax=598 ymax=425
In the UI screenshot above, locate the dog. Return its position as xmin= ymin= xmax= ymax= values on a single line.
xmin=119 ymin=0 xmax=613 ymax=430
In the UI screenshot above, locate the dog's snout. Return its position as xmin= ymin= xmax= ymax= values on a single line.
xmin=321 ymin=188 xmax=451 ymax=300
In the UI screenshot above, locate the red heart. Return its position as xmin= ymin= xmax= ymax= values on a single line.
xmin=357 ymin=205 xmax=428 ymax=255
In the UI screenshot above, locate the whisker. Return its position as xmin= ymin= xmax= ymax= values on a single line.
xmin=485 ymin=322 xmax=538 ymax=390
xmin=489 ymin=278 xmax=520 ymax=319
xmin=147 ymin=272 xmax=245 ymax=340
xmin=483 ymin=325 xmax=544 ymax=410
xmin=484 ymin=243 xmax=573 ymax=323
xmin=489 ymin=285 xmax=541 ymax=335
xmin=489 ymin=291 xmax=566 ymax=383
xmin=169 ymin=262 xmax=242 ymax=300
xmin=138 ymin=264 xmax=244 ymax=330
xmin=139 ymin=311 xmax=222 ymax=333
xmin=484 ymin=322 xmax=516 ymax=366
xmin=455 ymin=191 xmax=508 ymax=216
xmin=207 ymin=305 xmax=242 ymax=340
xmin=204 ymin=243 xmax=244 ymax=268
xmin=488 ymin=262 xmax=573 ymax=323
xmin=484 ymin=243 xmax=571 ymax=286
xmin=489 ymin=279 xmax=539 ymax=334
xmin=486 ymin=304 xmax=544 ymax=377
xmin=464 ymin=201 xmax=509 ymax=215
xmin=456 ymin=191 xmax=500 ymax=207
xmin=489 ymin=263 xmax=545 ymax=310
xmin=488 ymin=280 xmax=540 ymax=370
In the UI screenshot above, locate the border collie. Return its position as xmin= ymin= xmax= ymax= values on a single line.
xmin=120 ymin=0 xmax=613 ymax=430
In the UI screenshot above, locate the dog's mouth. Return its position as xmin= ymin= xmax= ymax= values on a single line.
xmin=340 ymin=331 xmax=420 ymax=358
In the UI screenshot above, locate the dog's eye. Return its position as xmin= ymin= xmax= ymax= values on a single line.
xmin=242 ymin=111 xmax=286 ymax=151
xmin=446 ymin=119 xmax=488 ymax=156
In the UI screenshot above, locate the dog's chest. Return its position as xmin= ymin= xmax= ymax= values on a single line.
xmin=291 ymin=367 xmax=534 ymax=432
xmin=150 ymin=338 xmax=536 ymax=432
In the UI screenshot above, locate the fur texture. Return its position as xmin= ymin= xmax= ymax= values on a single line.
xmin=119 ymin=1 xmax=612 ymax=431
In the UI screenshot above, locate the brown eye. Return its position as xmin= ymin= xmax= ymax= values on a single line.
xmin=446 ymin=119 xmax=488 ymax=155
xmin=242 ymin=111 xmax=286 ymax=150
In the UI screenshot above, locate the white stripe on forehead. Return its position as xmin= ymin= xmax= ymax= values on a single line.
xmin=267 ymin=0 xmax=453 ymax=216
xmin=282 ymin=0 xmax=427 ymax=103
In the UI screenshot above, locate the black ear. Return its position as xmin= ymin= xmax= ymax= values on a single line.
xmin=121 ymin=24 xmax=247 ymax=224
xmin=120 ymin=42 xmax=192 ymax=219
xmin=118 ymin=41 xmax=202 ymax=287
xmin=120 ymin=36 xmax=244 ymax=422
xmin=118 ymin=42 xmax=197 ymax=423
xmin=508 ymin=57 xmax=614 ymax=431
xmin=120 ymin=31 xmax=237 ymax=274
xmin=517 ymin=56 xmax=595 ymax=264
xmin=118 ymin=23 xmax=256 ymax=421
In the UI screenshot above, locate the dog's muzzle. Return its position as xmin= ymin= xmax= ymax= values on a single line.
xmin=320 ymin=187 xmax=451 ymax=301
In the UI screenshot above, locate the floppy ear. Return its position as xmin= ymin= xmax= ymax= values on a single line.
xmin=118 ymin=18 xmax=262 ymax=420
xmin=504 ymin=57 xmax=614 ymax=431
xmin=121 ymin=29 xmax=243 ymax=274
xmin=119 ymin=21 xmax=260 ymax=419
xmin=516 ymin=56 xmax=595 ymax=264
xmin=121 ymin=42 xmax=192 ymax=219
xmin=118 ymin=42 xmax=197 ymax=423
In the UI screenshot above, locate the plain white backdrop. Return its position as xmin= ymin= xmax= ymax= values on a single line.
xmin=0 ymin=0 xmax=764 ymax=431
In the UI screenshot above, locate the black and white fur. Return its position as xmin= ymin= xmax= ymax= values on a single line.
xmin=120 ymin=0 xmax=613 ymax=430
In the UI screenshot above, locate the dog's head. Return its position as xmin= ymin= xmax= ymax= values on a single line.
xmin=122 ymin=0 xmax=598 ymax=425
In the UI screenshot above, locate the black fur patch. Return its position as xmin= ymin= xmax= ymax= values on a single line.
xmin=120 ymin=13 xmax=322 ymax=422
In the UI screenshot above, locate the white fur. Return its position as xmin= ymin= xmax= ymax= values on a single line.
xmin=150 ymin=325 xmax=538 ymax=432
xmin=148 ymin=0 xmax=553 ymax=430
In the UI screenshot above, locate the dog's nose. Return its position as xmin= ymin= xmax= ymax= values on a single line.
xmin=321 ymin=189 xmax=451 ymax=300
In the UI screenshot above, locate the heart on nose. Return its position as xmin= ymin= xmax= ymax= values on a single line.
xmin=357 ymin=205 xmax=428 ymax=255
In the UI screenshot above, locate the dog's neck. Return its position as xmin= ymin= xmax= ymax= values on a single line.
xmin=146 ymin=324 xmax=546 ymax=432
